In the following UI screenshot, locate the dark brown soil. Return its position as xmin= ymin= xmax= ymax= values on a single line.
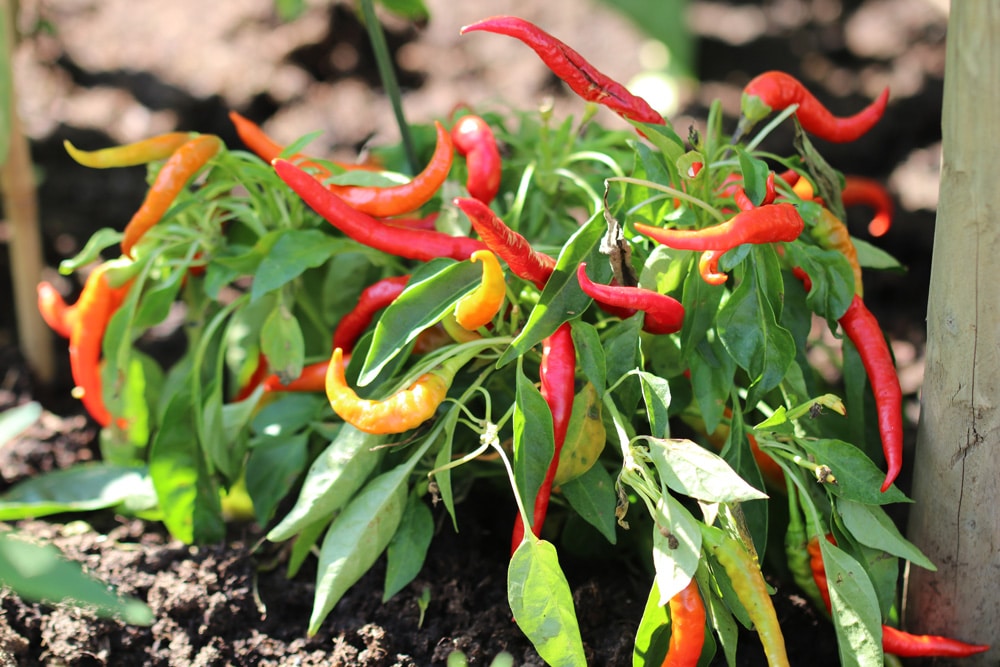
xmin=0 ymin=0 xmax=944 ymax=664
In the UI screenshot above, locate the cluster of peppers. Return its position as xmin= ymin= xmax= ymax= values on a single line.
xmin=38 ymin=13 xmax=988 ymax=666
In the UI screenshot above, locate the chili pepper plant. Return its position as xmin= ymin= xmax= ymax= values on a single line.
xmin=8 ymin=13 xmax=990 ymax=667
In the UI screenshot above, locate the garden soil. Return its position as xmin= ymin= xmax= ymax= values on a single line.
xmin=0 ymin=0 xmax=945 ymax=664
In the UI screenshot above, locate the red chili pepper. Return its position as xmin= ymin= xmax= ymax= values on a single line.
xmin=331 ymin=275 xmax=411 ymax=353
xmin=634 ymin=203 xmax=804 ymax=285
xmin=460 ymin=16 xmax=664 ymax=128
xmin=274 ymin=159 xmax=486 ymax=262
xmin=64 ymin=132 xmax=192 ymax=169
xmin=453 ymin=197 xmax=556 ymax=290
xmin=233 ymin=352 xmax=270 ymax=402
xmin=451 ymin=114 xmax=502 ymax=206
xmin=121 ymin=134 xmax=222 ymax=258
xmin=262 ymin=358 xmax=344 ymax=393
xmin=511 ymin=322 xmax=576 ymax=553
xmin=382 ymin=212 xmax=440 ymax=231
xmin=732 ymin=172 xmax=777 ymax=212
xmin=68 ymin=264 xmax=132 ymax=427
xmin=839 ymin=295 xmax=903 ymax=492
xmin=576 ymin=263 xmax=684 ymax=334
xmin=741 ymin=71 xmax=889 ymax=143
xmin=663 ymin=578 xmax=707 ymax=667
xmin=37 ymin=281 xmax=76 ymax=339
xmin=328 ymin=121 xmax=455 ymax=217
xmin=841 ymin=175 xmax=895 ymax=237
xmin=807 ymin=535 xmax=989 ymax=658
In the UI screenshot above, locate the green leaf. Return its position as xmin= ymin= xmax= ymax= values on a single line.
xmin=498 ymin=211 xmax=605 ymax=367
xmin=251 ymin=229 xmax=347 ymax=301
xmin=245 ymin=432 xmax=309 ymax=526
xmin=689 ymin=336 xmax=736 ymax=435
xmin=376 ymin=0 xmax=429 ymax=21
xmin=0 ymin=402 xmax=41 ymax=447
xmin=267 ymin=425 xmax=384 ymax=542
xmin=513 ymin=360 xmax=555 ymax=528
xmin=736 ymin=147 xmax=772 ymax=206
xmin=679 ymin=255 xmax=725 ymax=363
xmin=508 ymin=539 xmax=587 ymax=667
xmin=717 ymin=254 xmax=796 ymax=404
xmin=260 ymin=302 xmax=305 ymax=385
xmin=0 ymin=463 xmax=154 ymax=520
xmin=360 ymin=258 xmax=480 ymax=385
xmin=651 ymin=493 xmax=702 ymax=606
xmin=58 ymin=228 xmax=122 ymax=274
xmin=309 ymin=466 xmax=408 ymax=636
xmin=798 ymin=439 xmax=910 ymax=505
xmin=0 ymin=532 xmax=153 ymax=626
xmin=647 ymin=438 xmax=768 ymax=504
xmin=383 ymin=495 xmax=434 ymax=601
xmin=274 ymin=0 xmax=306 ymax=21
xmin=132 ymin=270 xmax=184 ymax=330
xmin=570 ymin=320 xmax=607 ymax=396
xmin=636 ymin=370 xmax=671 ymax=439
xmin=632 ymin=578 xmax=671 ymax=667
xmin=786 ymin=244 xmax=855 ymax=323
xmin=149 ymin=390 xmax=224 ymax=544
xmin=837 ymin=499 xmax=936 ymax=571
xmin=852 ymin=237 xmax=905 ymax=272
xmin=560 ymin=463 xmax=618 ymax=545
xmin=822 ymin=540 xmax=884 ymax=667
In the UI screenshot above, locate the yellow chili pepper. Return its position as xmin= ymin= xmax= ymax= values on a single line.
xmin=325 ymin=348 xmax=451 ymax=434
xmin=64 ymin=132 xmax=192 ymax=168
xmin=813 ymin=207 xmax=863 ymax=297
xmin=454 ymin=250 xmax=505 ymax=331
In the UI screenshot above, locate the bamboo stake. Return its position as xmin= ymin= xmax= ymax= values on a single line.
xmin=0 ymin=0 xmax=54 ymax=383
xmin=905 ymin=2 xmax=999 ymax=662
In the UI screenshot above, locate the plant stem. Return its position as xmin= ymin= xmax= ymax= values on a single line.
xmin=359 ymin=0 xmax=417 ymax=174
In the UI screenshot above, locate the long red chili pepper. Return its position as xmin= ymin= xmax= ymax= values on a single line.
xmin=576 ymin=263 xmax=684 ymax=334
xmin=327 ymin=121 xmax=455 ymax=217
xmin=68 ymin=264 xmax=132 ymax=427
xmin=807 ymin=536 xmax=989 ymax=658
xmin=663 ymin=578 xmax=707 ymax=667
xmin=451 ymin=114 xmax=502 ymax=205
xmin=331 ymin=275 xmax=411 ymax=353
xmin=741 ymin=71 xmax=889 ymax=143
xmin=121 ymin=134 xmax=223 ymax=257
xmin=64 ymin=132 xmax=192 ymax=169
xmin=634 ymin=203 xmax=804 ymax=285
xmin=841 ymin=175 xmax=895 ymax=237
xmin=274 ymin=159 xmax=486 ymax=262
xmin=453 ymin=197 xmax=556 ymax=289
xmin=511 ymin=322 xmax=576 ymax=554
xmin=838 ymin=295 xmax=902 ymax=492
xmin=37 ymin=281 xmax=76 ymax=339
xmin=460 ymin=16 xmax=664 ymax=128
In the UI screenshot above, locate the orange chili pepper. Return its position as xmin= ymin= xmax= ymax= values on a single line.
xmin=63 ymin=132 xmax=192 ymax=169
xmin=37 ymin=281 xmax=77 ymax=339
xmin=68 ymin=264 xmax=132 ymax=427
xmin=454 ymin=250 xmax=505 ymax=331
xmin=813 ymin=207 xmax=863 ymax=297
xmin=325 ymin=347 xmax=457 ymax=435
xmin=663 ymin=578 xmax=707 ymax=667
xmin=121 ymin=134 xmax=223 ymax=257
xmin=327 ymin=121 xmax=454 ymax=217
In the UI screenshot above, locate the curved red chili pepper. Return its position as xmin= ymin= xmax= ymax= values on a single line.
xmin=460 ymin=16 xmax=663 ymax=128
xmin=742 ymin=71 xmax=889 ymax=143
xmin=511 ymin=322 xmax=576 ymax=553
xmin=274 ymin=159 xmax=486 ymax=262
xmin=635 ymin=203 xmax=804 ymax=285
xmin=453 ymin=197 xmax=556 ymax=290
xmin=331 ymin=275 xmax=411 ymax=353
xmin=841 ymin=175 xmax=895 ymax=237
xmin=451 ymin=114 xmax=502 ymax=205
xmin=576 ymin=263 xmax=684 ymax=335
xmin=839 ymin=295 xmax=903 ymax=492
